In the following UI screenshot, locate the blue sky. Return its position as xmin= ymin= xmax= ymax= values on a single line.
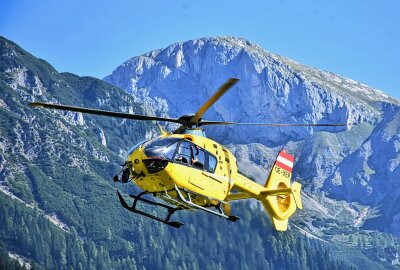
xmin=1 ymin=0 xmax=399 ymax=98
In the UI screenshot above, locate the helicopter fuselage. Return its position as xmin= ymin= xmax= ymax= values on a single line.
xmin=125 ymin=133 xmax=237 ymax=206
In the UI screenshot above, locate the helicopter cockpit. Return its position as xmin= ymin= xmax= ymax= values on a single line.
xmin=142 ymin=137 xmax=217 ymax=174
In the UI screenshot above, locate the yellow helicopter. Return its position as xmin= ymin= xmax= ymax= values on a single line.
xmin=29 ymin=78 xmax=346 ymax=231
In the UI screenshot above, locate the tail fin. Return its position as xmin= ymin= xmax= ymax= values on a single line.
xmin=260 ymin=150 xmax=302 ymax=231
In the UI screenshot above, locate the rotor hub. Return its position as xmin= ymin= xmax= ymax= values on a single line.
xmin=177 ymin=114 xmax=201 ymax=127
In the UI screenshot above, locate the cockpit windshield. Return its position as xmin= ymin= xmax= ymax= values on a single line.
xmin=144 ymin=137 xmax=179 ymax=160
xmin=125 ymin=139 xmax=148 ymax=160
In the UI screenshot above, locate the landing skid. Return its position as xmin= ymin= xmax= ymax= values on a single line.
xmin=117 ymin=191 xmax=184 ymax=228
xmin=117 ymin=184 xmax=240 ymax=228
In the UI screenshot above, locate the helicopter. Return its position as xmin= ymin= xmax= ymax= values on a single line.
xmin=29 ymin=78 xmax=347 ymax=231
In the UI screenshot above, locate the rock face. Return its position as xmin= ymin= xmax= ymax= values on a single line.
xmin=0 ymin=35 xmax=154 ymax=229
xmin=105 ymin=36 xmax=400 ymax=235
xmin=104 ymin=37 xmax=396 ymax=145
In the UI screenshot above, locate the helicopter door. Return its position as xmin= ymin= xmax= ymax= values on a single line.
xmin=189 ymin=145 xmax=227 ymax=200
xmin=174 ymin=141 xmax=207 ymax=194
xmin=173 ymin=140 xmax=195 ymax=190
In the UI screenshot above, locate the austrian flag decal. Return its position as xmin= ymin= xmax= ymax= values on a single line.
xmin=276 ymin=151 xmax=294 ymax=173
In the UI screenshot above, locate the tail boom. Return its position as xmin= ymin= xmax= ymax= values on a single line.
xmin=228 ymin=150 xmax=302 ymax=231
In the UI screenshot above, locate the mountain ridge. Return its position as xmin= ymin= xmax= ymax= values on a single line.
xmin=106 ymin=36 xmax=398 ymax=104
xmin=104 ymin=36 xmax=400 ymax=237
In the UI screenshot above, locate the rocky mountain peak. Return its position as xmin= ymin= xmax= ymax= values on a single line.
xmin=104 ymin=36 xmax=399 ymax=236
xmin=105 ymin=36 xmax=397 ymax=146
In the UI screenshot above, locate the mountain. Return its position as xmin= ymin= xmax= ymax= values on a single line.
xmin=1 ymin=35 xmax=399 ymax=270
xmin=104 ymin=36 xmax=400 ymax=238
xmin=0 ymin=36 xmax=157 ymax=269
xmin=104 ymin=36 xmax=397 ymax=144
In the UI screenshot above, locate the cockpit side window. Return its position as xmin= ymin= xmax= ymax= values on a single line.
xmin=207 ymin=154 xmax=217 ymax=173
xmin=175 ymin=141 xmax=192 ymax=164
xmin=191 ymin=145 xmax=205 ymax=170
xmin=172 ymin=140 xmax=218 ymax=172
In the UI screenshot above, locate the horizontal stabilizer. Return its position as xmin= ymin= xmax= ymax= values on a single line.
xmin=291 ymin=182 xmax=302 ymax=209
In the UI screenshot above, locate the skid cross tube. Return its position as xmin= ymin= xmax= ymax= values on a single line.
xmin=117 ymin=191 xmax=184 ymax=228
xmin=173 ymin=185 xmax=240 ymax=222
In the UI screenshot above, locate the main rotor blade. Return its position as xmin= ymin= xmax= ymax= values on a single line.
xmin=29 ymin=102 xmax=182 ymax=123
xmin=200 ymin=121 xmax=348 ymax=127
xmin=190 ymin=78 xmax=239 ymax=125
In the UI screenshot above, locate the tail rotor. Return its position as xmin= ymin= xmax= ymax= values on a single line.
xmin=259 ymin=150 xmax=302 ymax=231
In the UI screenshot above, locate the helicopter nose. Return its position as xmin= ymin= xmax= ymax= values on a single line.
xmin=142 ymin=159 xmax=169 ymax=174
xmin=131 ymin=158 xmax=143 ymax=174
xmin=121 ymin=163 xmax=131 ymax=183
